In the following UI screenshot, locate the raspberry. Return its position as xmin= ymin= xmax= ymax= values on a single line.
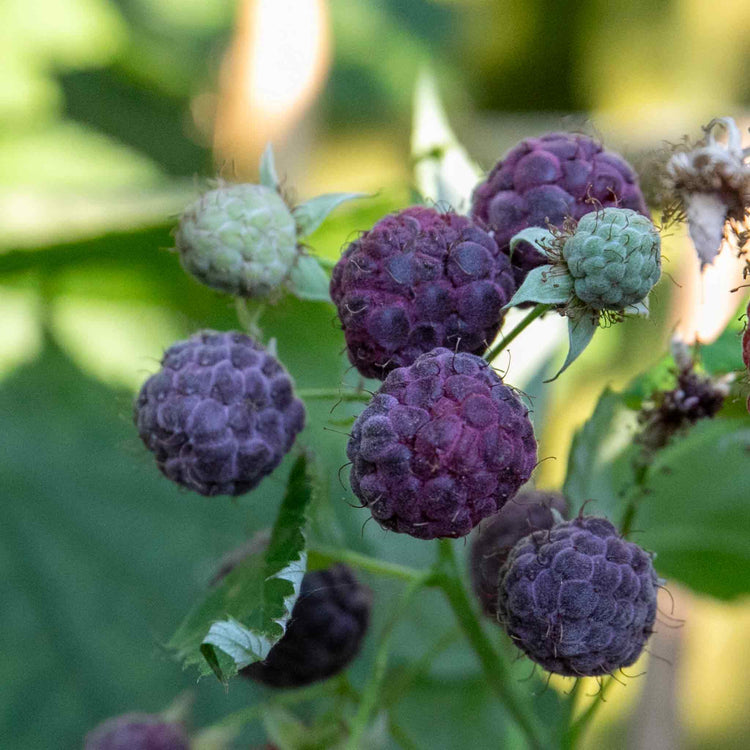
xmin=497 ymin=516 xmax=658 ymax=676
xmin=347 ymin=348 xmax=537 ymax=539
xmin=743 ymin=301 xmax=750 ymax=371
xmin=470 ymin=491 xmax=566 ymax=618
xmin=562 ymin=208 xmax=661 ymax=310
xmin=241 ymin=565 xmax=371 ymax=688
xmin=134 ymin=331 xmax=305 ymax=496
xmin=84 ymin=713 xmax=189 ymax=750
xmin=175 ymin=184 xmax=299 ymax=298
xmin=330 ymin=206 xmax=516 ymax=379
xmin=471 ymin=133 xmax=648 ymax=286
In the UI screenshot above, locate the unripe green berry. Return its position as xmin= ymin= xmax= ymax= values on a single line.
xmin=562 ymin=208 xmax=661 ymax=310
xmin=176 ymin=184 xmax=299 ymax=297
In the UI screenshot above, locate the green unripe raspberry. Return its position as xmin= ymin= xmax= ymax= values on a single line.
xmin=176 ymin=184 xmax=299 ymax=297
xmin=562 ymin=208 xmax=661 ymax=310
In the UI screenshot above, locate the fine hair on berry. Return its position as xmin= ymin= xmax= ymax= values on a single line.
xmin=134 ymin=331 xmax=305 ymax=496
xmin=497 ymin=516 xmax=658 ymax=676
xmin=330 ymin=206 xmax=516 ymax=379
xmin=347 ymin=348 xmax=537 ymax=539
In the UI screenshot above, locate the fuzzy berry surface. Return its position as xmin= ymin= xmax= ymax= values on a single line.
xmin=347 ymin=348 xmax=537 ymax=539
xmin=242 ymin=565 xmax=371 ymax=689
xmin=471 ymin=133 xmax=648 ymax=287
xmin=498 ymin=516 xmax=658 ymax=677
xmin=470 ymin=490 xmax=566 ymax=619
xmin=84 ymin=713 xmax=189 ymax=750
xmin=330 ymin=206 xmax=516 ymax=379
xmin=562 ymin=208 xmax=661 ymax=310
xmin=176 ymin=183 xmax=298 ymax=298
xmin=744 ymin=301 xmax=750 ymax=370
xmin=134 ymin=331 xmax=305 ymax=496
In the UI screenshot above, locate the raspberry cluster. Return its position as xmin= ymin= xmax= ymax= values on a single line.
xmin=347 ymin=348 xmax=537 ymax=539
xmin=330 ymin=206 xmax=516 ymax=379
xmin=134 ymin=331 xmax=305 ymax=496
xmin=497 ymin=516 xmax=658 ymax=676
xmin=471 ymin=132 xmax=648 ymax=286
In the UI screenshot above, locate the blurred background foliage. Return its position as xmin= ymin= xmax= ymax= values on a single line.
xmin=1 ymin=0 xmax=748 ymax=748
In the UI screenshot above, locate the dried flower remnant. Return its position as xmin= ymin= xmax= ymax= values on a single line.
xmin=637 ymin=338 xmax=730 ymax=456
xmin=663 ymin=117 xmax=750 ymax=269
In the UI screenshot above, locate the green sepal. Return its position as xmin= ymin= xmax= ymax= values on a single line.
xmin=259 ymin=143 xmax=280 ymax=191
xmin=505 ymin=264 xmax=573 ymax=308
xmin=287 ymin=254 xmax=332 ymax=302
xmin=508 ymin=227 xmax=555 ymax=262
xmin=293 ymin=193 xmax=367 ymax=238
xmin=168 ymin=455 xmax=313 ymax=682
xmin=546 ymin=314 xmax=598 ymax=381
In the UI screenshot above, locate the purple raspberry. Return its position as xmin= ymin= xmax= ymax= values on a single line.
xmin=84 ymin=713 xmax=189 ymax=750
xmin=134 ymin=331 xmax=305 ymax=496
xmin=471 ymin=133 xmax=649 ymax=287
xmin=470 ymin=490 xmax=567 ymax=619
xmin=330 ymin=206 xmax=516 ymax=379
xmin=498 ymin=516 xmax=658 ymax=676
xmin=242 ymin=565 xmax=371 ymax=688
xmin=346 ymin=348 xmax=537 ymax=539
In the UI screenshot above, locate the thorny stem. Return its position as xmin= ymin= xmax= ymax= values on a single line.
xmin=308 ymin=545 xmax=426 ymax=584
xmin=435 ymin=540 xmax=547 ymax=750
xmin=484 ymin=303 xmax=552 ymax=364
xmin=345 ymin=572 xmax=433 ymax=750
xmin=296 ymin=388 xmax=371 ymax=403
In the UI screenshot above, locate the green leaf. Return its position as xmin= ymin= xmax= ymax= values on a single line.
xmin=508 ymin=227 xmax=554 ymax=262
xmin=293 ymin=193 xmax=367 ymax=238
xmin=546 ymin=314 xmax=598 ymax=381
xmin=563 ymin=388 xmax=640 ymax=520
xmin=637 ymin=418 xmax=750 ymax=599
xmin=699 ymin=299 xmax=748 ymax=375
xmin=505 ymin=265 xmax=572 ymax=309
xmin=411 ymin=68 xmax=483 ymax=210
xmin=169 ymin=455 xmax=314 ymax=681
xmin=259 ymin=143 xmax=280 ymax=191
xmin=286 ymin=254 xmax=332 ymax=302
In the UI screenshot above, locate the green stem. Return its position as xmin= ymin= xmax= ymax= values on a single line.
xmin=435 ymin=540 xmax=546 ymax=749
xmin=389 ymin=717 xmax=421 ymax=750
xmin=346 ymin=573 xmax=432 ymax=750
xmin=234 ymin=298 xmax=266 ymax=338
xmin=308 ymin=545 xmax=427 ymax=584
xmin=561 ymin=677 xmax=614 ymax=748
xmin=484 ymin=303 xmax=552 ymax=364
xmin=296 ymin=388 xmax=372 ymax=403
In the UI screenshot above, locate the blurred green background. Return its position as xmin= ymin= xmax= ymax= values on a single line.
xmin=1 ymin=1 xmax=749 ymax=748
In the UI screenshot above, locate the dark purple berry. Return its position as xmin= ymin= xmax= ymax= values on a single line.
xmin=470 ymin=490 xmax=567 ymax=618
xmin=498 ymin=516 xmax=658 ymax=676
xmin=134 ymin=331 xmax=305 ymax=496
xmin=84 ymin=713 xmax=189 ymax=750
xmin=330 ymin=206 xmax=516 ymax=379
xmin=241 ymin=565 xmax=371 ymax=688
xmin=347 ymin=348 xmax=537 ymax=539
xmin=471 ymin=133 xmax=648 ymax=287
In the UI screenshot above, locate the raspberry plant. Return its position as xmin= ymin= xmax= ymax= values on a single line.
xmin=60 ymin=91 xmax=749 ymax=749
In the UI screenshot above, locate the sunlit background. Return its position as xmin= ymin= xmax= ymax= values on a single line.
xmin=1 ymin=1 xmax=749 ymax=748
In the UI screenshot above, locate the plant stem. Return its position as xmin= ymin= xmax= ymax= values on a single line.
xmin=561 ymin=677 xmax=614 ymax=748
xmin=346 ymin=572 xmax=432 ymax=750
xmin=234 ymin=298 xmax=266 ymax=338
xmin=435 ymin=540 xmax=546 ymax=749
xmin=484 ymin=303 xmax=552 ymax=364
xmin=389 ymin=717 xmax=421 ymax=750
xmin=308 ymin=545 xmax=427 ymax=584
xmin=296 ymin=388 xmax=372 ymax=403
